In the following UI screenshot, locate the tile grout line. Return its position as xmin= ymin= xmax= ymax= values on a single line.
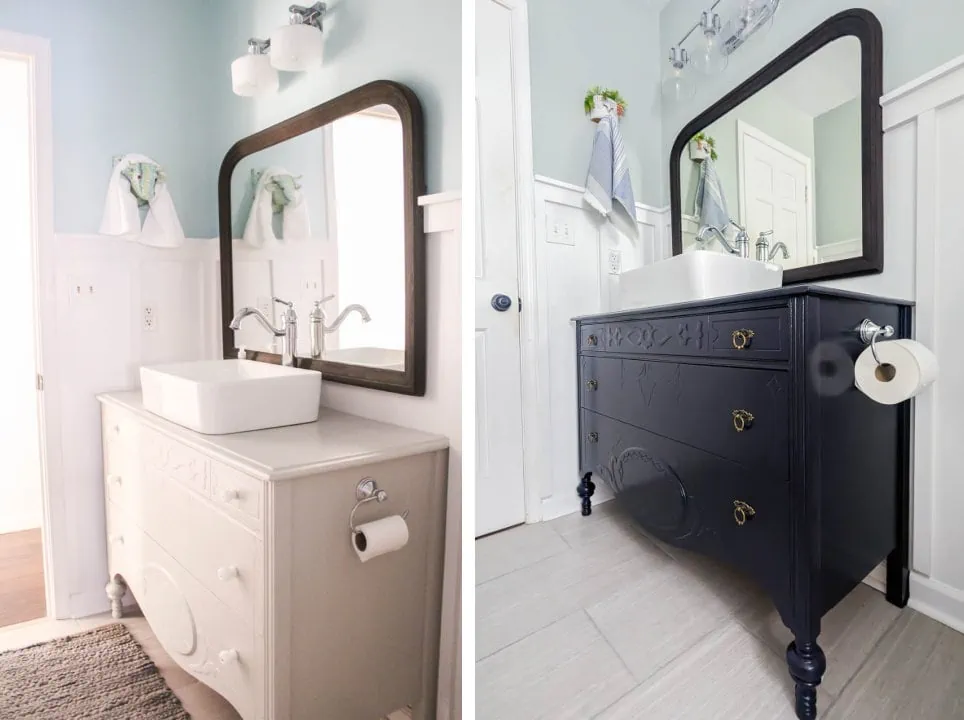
xmin=582 ymin=608 xmax=637 ymax=681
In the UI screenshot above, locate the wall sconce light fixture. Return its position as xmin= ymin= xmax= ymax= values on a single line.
xmin=231 ymin=3 xmax=327 ymax=98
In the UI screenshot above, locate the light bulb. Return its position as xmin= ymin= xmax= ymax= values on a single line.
xmin=661 ymin=47 xmax=696 ymax=102
xmin=692 ymin=11 xmax=728 ymax=75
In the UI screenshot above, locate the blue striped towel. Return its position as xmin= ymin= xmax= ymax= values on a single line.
xmin=584 ymin=108 xmax=638 ymax=238
xmin=694 ymin=157 xmax=732 ymax=232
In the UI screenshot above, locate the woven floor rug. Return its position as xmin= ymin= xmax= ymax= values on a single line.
xmin=0 ymin=623 xmax=190 ymax=719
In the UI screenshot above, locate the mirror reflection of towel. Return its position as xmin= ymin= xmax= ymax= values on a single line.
xmin=694 ymin=157 xmax=731 ymax=232
xmin=242 ymin=167 xmax=311 ymax=247
xmin=99 ymin=153 xmax=185 ymax=248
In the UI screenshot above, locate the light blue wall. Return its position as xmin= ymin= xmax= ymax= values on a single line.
xmin=227 ymin=0 xmax=460 ymax=195
xmin=814 ymin=98 xmax=862 ymax=246
xmin=0 ymin=0 xmax=227 ymax=237
xmin=660 ymin=0 xmax=964 ymax=205
xmin=527 ymin=0 xmax=664 ymax=205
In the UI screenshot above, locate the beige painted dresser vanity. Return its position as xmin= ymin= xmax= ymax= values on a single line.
xmin=98 ymin=391 xmax=448 ymax=720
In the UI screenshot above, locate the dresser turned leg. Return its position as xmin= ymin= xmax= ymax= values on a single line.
xmin=786 ymin=640 xmax=826 ymax=720
xmin=577 ymin=472 xmax=595 ymax=516
xmin=105 ymin=576 xmax=127 ymax=619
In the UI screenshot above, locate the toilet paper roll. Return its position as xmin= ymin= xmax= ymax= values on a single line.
xmin=854 ymin=339 xmax=938 ymax=405
xmin=352 ymin=515 xmax=409 ymax=563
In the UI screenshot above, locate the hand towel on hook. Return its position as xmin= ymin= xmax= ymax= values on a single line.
xmin=242 ymin=166 xmax=312 ymax=247
xmin=584 ymin=105 xmax=639 ymax=239
xmin=99 ymin=153 xmax=185 ymax=248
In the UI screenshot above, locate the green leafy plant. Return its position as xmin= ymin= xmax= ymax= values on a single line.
xmin=584 ymin=86 xmax=627 ymax=117
xmin=691 ymin=132 xmax=718 ymax=161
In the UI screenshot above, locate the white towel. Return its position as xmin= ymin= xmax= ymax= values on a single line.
xmin=242 ymin=167 xmax=311 ymax=247
xmin=99 ymin=153 xmax=185 ymax=248
xmin=584 ymin=107 xmax=639 ymax=239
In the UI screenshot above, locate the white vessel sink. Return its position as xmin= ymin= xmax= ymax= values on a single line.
xmin=140 ymin=360 xmax=321 ymax=435
xmin=323 ymin=347 xmax=405 ymax=371
xmin=618 ymin=251 xmax=783 ymax=310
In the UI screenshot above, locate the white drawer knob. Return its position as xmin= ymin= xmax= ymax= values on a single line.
xmin=217 ymin=565 xmax=239 ymax=581
xmin=113 ymin=424 xmax=120 ymax=435
xmin=218 ymin=649 xmax=239 ymax=665
xmin=108 ymin=474 xmax=122 ymax=485
xmin=108 ymin=534 xmax=124 ymax=545
xmin=221 ymin=489 xmax=240 ymax=503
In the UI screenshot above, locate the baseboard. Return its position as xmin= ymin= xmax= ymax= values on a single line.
xmin=540 ymin=488 xmax=613 ymax=522
xmin=908 ymin=572 xmax=964 ymax=636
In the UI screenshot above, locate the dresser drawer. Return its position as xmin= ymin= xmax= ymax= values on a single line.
xmin=707 ymin=307 xmax=789 ymax=361
xmin=105 ymin=500 xmax=146 ymax=599
xmin=580 ymin=356 xmax=789 ymax=477
xmin=210 ymin=461 xmax=264 ymax=534
xmin=582 ymin=410 xmax=791 ymax=610
xmin=138 ymin=531 xmax=259 ymax=720
xmin=102 ymin=406 xmax=142 ymax=495
xmin=140 ymin=468 xmax=261 ymax=628
xmin=143 ymin=428 xmax=210 ymax=497
xmin=580 ymin=324 xmax=605 ymax=351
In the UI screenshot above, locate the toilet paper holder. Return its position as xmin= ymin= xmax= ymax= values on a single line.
xmin=856 ymin=319 xmax=895 ymax=366
xmin=349 ymin=478 xmax=409 ymax=534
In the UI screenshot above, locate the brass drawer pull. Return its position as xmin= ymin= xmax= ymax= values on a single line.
xmin=732 ymin=329 xmax=755 ymax=350
xmin=732 ymin=409 xmax=754 ymax=432
xmin=588 ymin=432 xmax=599 ymax=443
xmin=586 ymin=379 xmax=599 ymax=391
xmin=587 ymin=334 xmax=598 ymax=346
xmin=733 ymin=500 xmax=756 ymax=526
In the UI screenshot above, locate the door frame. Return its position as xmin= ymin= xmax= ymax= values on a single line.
xmin=0 ymin=29 xmax=66 ymax=620
xmin=736 ymin=119 xmax=816 ymax=263
xmin=486 ymin=0 xmax=544 ymax=524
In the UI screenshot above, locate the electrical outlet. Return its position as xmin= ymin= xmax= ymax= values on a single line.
xmin=607 ymin=249 xmax=622 ymax=275
xmin=257 ymin=296 xmax=272 ymax=317
xmin=143 ymin=305 xmax=156 ymax=331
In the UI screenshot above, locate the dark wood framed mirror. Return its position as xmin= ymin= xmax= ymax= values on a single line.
xmin=218 ymin=80 xmax=426 ymax=395
xmin=669 ymin=9 xmax=883 ymax=284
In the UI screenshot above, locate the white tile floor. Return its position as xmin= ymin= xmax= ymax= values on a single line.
xmin=476 ymin=501 xmax=964 ymax=720
xmin=0 ymin=609 xmax=414 ymax=719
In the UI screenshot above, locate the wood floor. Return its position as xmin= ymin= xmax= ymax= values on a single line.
xmin=477 ymin=502 xmax=964 ymax=719
xmin=0 ymin=529 xmax=46 ymax=629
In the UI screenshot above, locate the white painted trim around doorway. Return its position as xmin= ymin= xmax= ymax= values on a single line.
xmin=0 ymin=29 xmax=65 ymax=620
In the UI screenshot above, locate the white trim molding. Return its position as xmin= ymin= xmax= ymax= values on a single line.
xmin=419 ymin=191 xmax=462 ymax=235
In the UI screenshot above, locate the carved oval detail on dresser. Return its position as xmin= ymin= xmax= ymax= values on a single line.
xmin=603 ymin=446 xmax=691 ymax=534
xmin=142 ymin=562 xmax=198 ymax=656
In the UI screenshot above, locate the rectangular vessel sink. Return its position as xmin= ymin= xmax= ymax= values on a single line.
xmin=141 ymin=360 xmax=321 ymax=435
xmin=618 ymin=251 xmax=783 ymax=310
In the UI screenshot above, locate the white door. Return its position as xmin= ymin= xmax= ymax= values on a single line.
xmin=475 ymin=0 xmax=528 ymax=536
xmin=738 ymin=121 xmax=813 ymax=268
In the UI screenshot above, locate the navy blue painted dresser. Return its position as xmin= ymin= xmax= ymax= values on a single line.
xmin=575 ymin=285 xmax=912 ymax=720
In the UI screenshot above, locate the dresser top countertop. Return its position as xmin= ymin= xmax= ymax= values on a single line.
xmin=573 ymin=284 xmax=914 ymax=323
xmin=98 ymin=391 xmax=449 ymax=482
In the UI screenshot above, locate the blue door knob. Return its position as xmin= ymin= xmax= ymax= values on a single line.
xmin=491 ymin=294 xmax=513 ymax=312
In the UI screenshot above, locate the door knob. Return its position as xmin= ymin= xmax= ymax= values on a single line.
xmin=586 ymin=379 xmax=598 ymax=391
xmin=491 ymin=294 xmax=513 ymax=312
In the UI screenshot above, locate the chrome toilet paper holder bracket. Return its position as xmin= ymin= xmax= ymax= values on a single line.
xmin=856 ymin=319 xmax=895 ymax=367
xmin=350 ymin=477 xmax=409 ymax=534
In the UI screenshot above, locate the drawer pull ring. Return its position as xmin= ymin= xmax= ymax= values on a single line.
xmin=586 ymin=379 xmax=599 ymax=391
xmin=732 ymin=410 xmax=755 ymax=433
xmin=221 ymin=488 xmax=240 ymax=503
xmin=587 ymin=334 xmax=598 ymax=346
xmin=732 ymin=329 xmax=755 ymax=350
xmin=588 ymin=432 xmax=599 ymax=443
xmin=218 ymin=649 xmax=239 ymax=665
xmin=733 ymin=501 xmax=756 ymax=526
xmin=217 ymin=566 xmax=239 ymax=581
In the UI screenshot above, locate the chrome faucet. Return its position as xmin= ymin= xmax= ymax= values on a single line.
xmin=755 ymin=230 xmax=790 ymax=262
xmin=696 ymin=222 xmax=751 ymax=258
xmin=309 ymin=295 xmax=372 ymax=358
xmin=229 ymin=297 xmax=298 ymax=366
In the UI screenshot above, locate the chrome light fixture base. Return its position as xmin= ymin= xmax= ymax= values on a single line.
xmin=722 ymin=0 xmax=781 ymax=55
xmin=288 ymin=2 xmax=327 ymax=30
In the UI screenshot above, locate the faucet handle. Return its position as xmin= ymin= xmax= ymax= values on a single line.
xmin=319 ymin=294 xmax=336 ymax=305
xmin=272 ymin=296 xmax=293 ymax=308
xmin=758 ymin=230 xmax=774 ymax=239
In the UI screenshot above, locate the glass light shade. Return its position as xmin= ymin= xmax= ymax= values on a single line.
xmin=662 ymin=49 xmax=696 ymax=102
xmin=270 ymin=23 xmax=324 ymax=72
xmin=692 ymin=31 xmax=728 ymax=75
xmin=231 ymin=53 xmax=279 ymax=97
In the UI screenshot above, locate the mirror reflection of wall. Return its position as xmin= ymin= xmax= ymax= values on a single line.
xmin=678 ymin=36 xmax=862 ymax=270
xmin=230 ymin=105 xmax=406 ymax=372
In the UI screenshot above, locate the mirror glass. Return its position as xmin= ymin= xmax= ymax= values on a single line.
xmin=229 ymin=104 xmax=406 ymax=372
xmin=677 ymin=36 xmax=862 ymax=270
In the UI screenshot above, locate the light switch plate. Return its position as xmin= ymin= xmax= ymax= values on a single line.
xmin=545 ymin=202 xmax=575 ymax=245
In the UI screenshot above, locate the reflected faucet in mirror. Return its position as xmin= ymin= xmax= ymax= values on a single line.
xmin=230 ymin=297 xmax=298 ymax=366
xmin=696 ymin=223 xmax=750 ymax=258
xmin=755 ymin=230 xmax=790 ymax=262
xmin=309 ymin=295 xmax=373 ymax=359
